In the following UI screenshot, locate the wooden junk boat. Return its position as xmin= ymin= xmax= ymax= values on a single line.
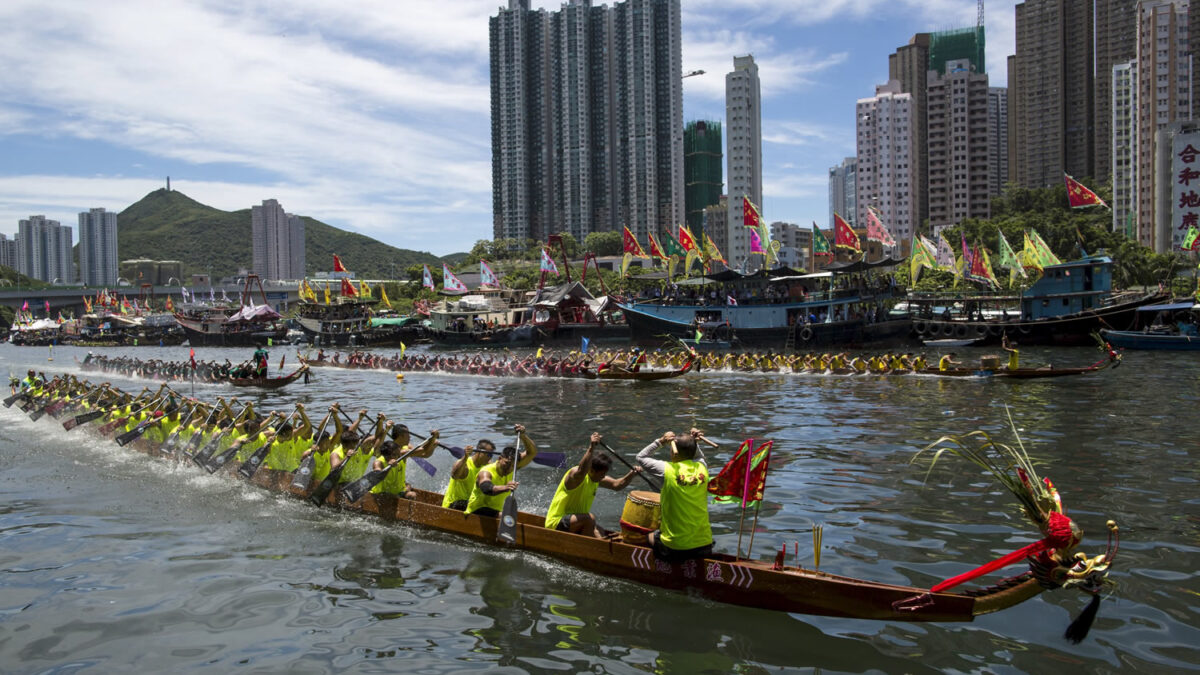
xmin=173 ymin=275 xmax=288 ymax=347
xmin=53 ymin=392 xmax=1120 ymax=624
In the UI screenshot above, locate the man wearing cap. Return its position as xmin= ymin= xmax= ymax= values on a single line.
xmin=466 ymin=424 xmax=538 ymax=517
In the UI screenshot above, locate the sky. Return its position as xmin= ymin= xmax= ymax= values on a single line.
xmin=0 ymin=0 xmax=1018 ymax=258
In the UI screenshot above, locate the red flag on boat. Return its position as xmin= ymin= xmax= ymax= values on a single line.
xmin=834 ymin=213 xmax=861 ymax=252
xmin=340 ymin=277 xmax=357 ymax=297
xmin=708 ymin=439 xmax=772 ymax=507
xmin=743 ymin=196 xmax=761 ymax=229
xmin=648 ymin=233 xmax=668 ymax=260
xmin=189 ymin=348 xmax=197 ymax=370
xmin=678 ymin=225 xmax=699 ymax=253
xmin=332 ymin=254 xmax=347 ymax=272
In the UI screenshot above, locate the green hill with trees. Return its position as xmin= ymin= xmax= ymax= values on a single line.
xmin=116 ymin=189 xmax=441 ymax=279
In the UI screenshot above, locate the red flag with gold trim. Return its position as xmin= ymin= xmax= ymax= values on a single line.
xmin=742 ymin=196 xmax=761 ymax=229
xmin=332 ymin=254 xmax=348 ymax=272
xmin=647 ymin=233 xmax=668 ymax=260
xmin=1065 ymin=174 xmax=1108 ymax=208
xmin=622 ymin=226 xmax=649 ymax=258
xmin=678 ymin=225 xmax=699 ymax=253
xmin=834 ymin=213 xmax=861 ymax=252
xmin=340 ymin=277 xmax=357 ymax=297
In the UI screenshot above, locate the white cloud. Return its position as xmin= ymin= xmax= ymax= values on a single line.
xmin=683 ymin=29 xmax=848 ymax=102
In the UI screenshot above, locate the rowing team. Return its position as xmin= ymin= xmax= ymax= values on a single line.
xmin=10 ymin=374 xmax=721 ymax=561
xmin=306 ymin=347 xmax=671 ymax=377
xmin=80 ymin=352 xmax=277 ymax=383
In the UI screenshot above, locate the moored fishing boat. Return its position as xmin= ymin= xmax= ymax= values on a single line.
xmin=1099 ymin=301 xmax=1200 ymax=350
xmin=173 ymin=275 xmax=287 ymax=347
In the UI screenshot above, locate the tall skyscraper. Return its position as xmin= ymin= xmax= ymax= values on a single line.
xmin=684 ymin=120 xmax=723 ymax=239
xmin=0 ymin=233 xmax=18 ymax=271
xmin=251 ymin=199 xmax=306 ymax=280
xmin=1009 ymin=0 xmax=1095 ymax=188
xmin=987 ymin=87 xmax=1010 ymax=198
xmin=856 ymin=81 xmax=917 ymax=245
xmin=489 ymin=0 xmax=683 ymax=244
xmin=77 ymin=207 xmax=118 ymax=287
xmin=1095 ymin=0 xmax=1140 ymax=182
xmin=927 ymin=59 xmax=992 ymax=232
xmin=828 ymin=157 xmax=857 ymax=229
xmin=17 ymin=215 xmax=73 ymax=284
xmin=726 ymin=54 xmax=763 ymax=271
xmin=1135 ymin=0 xmax=1192 ymax=251
xmin=1112 ymin=61 xmax=1138 ymax=238
xmin=889 ymin=34 xmax=931 ymax=233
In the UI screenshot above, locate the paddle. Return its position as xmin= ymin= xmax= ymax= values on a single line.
xmin=238 ymin=410 xmax=300 ymax=479
xmin=98 ymin=393 xmax=166 ymax=437
xmin=307 ymin=413 xmax=376 ymax=506
xmin=205 ymin=411 xmax=278 ymax=473
xmin=2 ymin=390 xmax=24 ymax=408
xmin=338 ymin=438 xmax=433 ymax=504
xmin=173 ymin=402 xmax=222 ymax=458
xmin=158 ymin=404 xmax=202 ymax=456
xmin=115 ymin=414 xmax=166 ymax=447
xmin=48 ymin=385 xmax=105 ymax=419
xmin=599 ymin=441 xmax=661 ymax=491
xmin=497 ymin=430 xmax=522 ymax=544
xmin=289 ymin=411 xmax=333 ymax=492
xmin=417 ymin=434 xmax=568 ymax=470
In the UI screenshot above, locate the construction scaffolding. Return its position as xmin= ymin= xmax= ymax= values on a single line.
xmin=684 ymin=120 xmax=723 ymax=241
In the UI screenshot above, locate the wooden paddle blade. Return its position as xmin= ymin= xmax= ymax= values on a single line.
xmin=64 ymin=410 xmax=105 ymax=431
xmin=308 ymin=464 xmax=346 ymax=506
xmin=204 ymin=447 xmax=238 ymax=474
xmin=28 ymin=407 xmax=48 ymax=421
xmin=115 ymin=424 xmax=151 ymax=447
xmin=338 ymin=468 xmax=387 ymax=504
xmin=497 ymin=495 xmax=518 ymax=544
xmin=412 ymin=457 xmax=437 ymax=476
xmin=531 ymin=452 xmax=567 ymax=469
xmin=290 ymin=455 xmax=316 ymax=491
xmin=191 ymin=436 xmax=223 ymax=466
xmin=237 ymin=442 xmax=274 ymax=480
xmin=2 ymin=393 xmax=23 ymax=407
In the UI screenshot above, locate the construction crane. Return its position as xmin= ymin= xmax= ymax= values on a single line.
xmin=682 ymin=69 xmax=705 ymax=79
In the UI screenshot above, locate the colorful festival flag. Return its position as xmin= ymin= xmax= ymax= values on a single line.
xmin=333 ymin=254 xmax=347 ymax=272
xmin=910 ymin=236 xmax=937 ymax=282
xmin=833 ymin=213 xmax=861 ymax=252
xmin=539 ymin=249 xmax=559 ymax=275
xmin=581 ymin=336 xmax=590 ymax=354
xmin=703 ymin=234 xmax=726 ymax=266
xmin=379 ymin=284 xmax=392 ymax=309
xmin=622 ymin=226 xmax=649 ymax=258
xmin=865 ymin=207 xmax=896 ymax=247
xmin=1181 ymin=225 xmax=1200 ymax=251
xmin=359 ymin=280 xmax=371 ymax=298
xmin=341 ymin=277 xmax=357 ymax=297
xmin=812 ymin=223 xmax=833 ymax=258
xmin=647 ymin=233 xmax=669 ymax=260
xmin=443 ymin=263 xmax=469 ymax=292
xmin=995 ymin=230 xmax=1027 ymax=282
xmin=480 ymin=260 xmax=500 ymax=287
xmin=422 ymin=264 xmax=435 ymax=290
xmin=708 ymin=439 xmax=773 ymax=508
xmin=749 ymin=227 xmax=765 ymax=254
xmin=1028 ymin=229 xmax=1062 ymax=266
xmin=678 ymin=225 xmax=699 ymax=253
xmin=936 ymin=233 xmax=956 ymax=270
xmin=1065 ymin=174 xmax=1108 ymax=209
xmin=742 ymin=196 xmax=761 ymax=229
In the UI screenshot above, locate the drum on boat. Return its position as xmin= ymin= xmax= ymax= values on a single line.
xmin=619 ymin=490 xmax=661 ymax=545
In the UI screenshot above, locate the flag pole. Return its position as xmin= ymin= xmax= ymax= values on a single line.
xmin=734 ymin=439 xmax=755 ymax=561
xmin=745 ymin=444 xmax=770 ymax=557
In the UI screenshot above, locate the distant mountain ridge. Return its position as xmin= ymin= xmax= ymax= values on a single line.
xmin=116 ymin=189 xmax=442 ymax=279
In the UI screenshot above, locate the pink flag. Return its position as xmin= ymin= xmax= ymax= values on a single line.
xmin=749 ymin=228 xmax=764 ymax=254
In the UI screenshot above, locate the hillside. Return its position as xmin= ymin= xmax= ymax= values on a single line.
xmin=116 ymin=189 xmax=441 ymax=279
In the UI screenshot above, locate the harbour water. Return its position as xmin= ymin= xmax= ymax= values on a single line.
xmin=1 ymin=342 xmax=1197 ymax=673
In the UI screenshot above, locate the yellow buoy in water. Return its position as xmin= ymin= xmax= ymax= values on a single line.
xmin=395 ymin=373 xmax=404 ymax=380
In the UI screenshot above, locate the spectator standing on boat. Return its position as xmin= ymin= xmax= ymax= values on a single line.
xmin=1001 ymin=335 xmax=1019 ymax=371
xmin=543 ymin=432 xmax=641 ymax=538
xmin=636 ymin=429 xmax=713 ymax=561
xmin=466 ymin=425 xmax=539 ymax=517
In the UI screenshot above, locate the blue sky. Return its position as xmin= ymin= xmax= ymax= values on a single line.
xmin=0 ymin=0 xmax=1017 ymax=258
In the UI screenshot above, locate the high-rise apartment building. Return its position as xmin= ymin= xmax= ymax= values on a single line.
xmin=856 ymin=81 xmax=917 ymax=245
xmin=1113 ymin=61 xmax=1138 ymax=237
xmin=251 ymin=199 xmax=306 ymax=280
xmin=17 ymin=215 xmax=73 ymax=284
xmin=1095 ymin=0 xmax=1140 ymax=182
xmin=927 ymin=59 xmax=992 ymax=232
xmin=684 ymin=120 xmax=723 ymax=239
xmin=1010 ymin=0 xmax=1095 ymax=188
xmin=987 ymin=87 xmax=1010 ymax=198
xmin=1134 ymin=0 xmax=1192 ymax=251
xmin=489 ymin=0 xmax=683 ymax=244
xmin=726 ymin=55 xmax=763 ymax=271
xmin=828 ymin=157 xmax=857 ymax=229
xmin=702 ymin=196 xmax=728 ymax=268
xmin=0 ymin=233 xmax=17 ymax=271
xmin=77 ymin=207 xmax=118 ymax=287
xmin=769 ymin=221 xmax=811 ymax=270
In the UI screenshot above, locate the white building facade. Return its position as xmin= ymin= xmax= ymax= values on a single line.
xmin=1112 ymin=60 xmax=1138 ymax=237
xmin=17 ymin=215 xmax=73 ymax=284
xmin=827 ymin=157 xmax=857 ymax=230
xmin=251 ymin=199 xmax=306 ymax=281
xmin=927 ymin=59 xmax=992 ymax=232
xmin=856 ymin=81 xmax=916 ymax=243
xmin=726 ymin=55 xmax=763 ymax=271
xmin=77 ymin=207 xmax=118 ymax=287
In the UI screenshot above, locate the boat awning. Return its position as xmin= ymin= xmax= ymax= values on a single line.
xmin=1137 ymin=302 xmax=1198 ymax=312
xmin=822 ymin=257 xmax=904 ymax=273
xmin=771 ymin=272 xmax=831 ymax=281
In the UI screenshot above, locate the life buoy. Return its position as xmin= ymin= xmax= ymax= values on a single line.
xmin=956 ymin=324 xmax=968 ymax=338
xmin=800 ymin=326 xmax=814 ymax=342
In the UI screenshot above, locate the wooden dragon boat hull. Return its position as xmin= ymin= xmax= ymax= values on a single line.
xmin=301 ymin=357 xmax=693 ymax=381
xmin=227 ymin=366 xmax=308 ymax=389
xmin=89 ymin=428 xmax=1049 ymax=622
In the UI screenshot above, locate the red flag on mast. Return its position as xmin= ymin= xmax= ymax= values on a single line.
xmin=833 ymin=213 xmax=861 ymax=252
xmin=332 ymin=254 xmax=347 ymax=272
xmin=340 ymin=277 xmax=357 ymax=297
xmin=1065 ymin=174 xmax=1108 ymax=208
xmin=708 ymin=440 xmax=773 ymax=507
xmin=622 ymin=226 xmax=649 ymax=257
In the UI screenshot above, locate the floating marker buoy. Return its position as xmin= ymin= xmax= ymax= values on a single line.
xmin=396 ymin=373 xmax=404 ymax=380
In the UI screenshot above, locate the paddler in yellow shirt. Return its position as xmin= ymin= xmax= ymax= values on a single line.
xmin=466 ymin=424 xmax=538 ymax=517
xmin=543 ymin=432 xmax=640 ymax=537
xmin=636 ymin=429 xmax=712 ymax=562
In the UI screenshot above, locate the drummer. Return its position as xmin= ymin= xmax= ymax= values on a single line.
xmin=543 ymin=432 xmax=641 ymax=538
xmin=636 ymin=429 xmax=713 ymax=562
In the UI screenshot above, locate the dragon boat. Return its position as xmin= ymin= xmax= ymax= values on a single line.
xmin=298 ymin=355 xmax=694 ymax=382
xmin=29 ymin=385 xmax=1119 ymax=627
xmin=226 ymin=365 xmax=310 ymax=389
xmin=79 ymin=357 xmax=310 ymax=389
